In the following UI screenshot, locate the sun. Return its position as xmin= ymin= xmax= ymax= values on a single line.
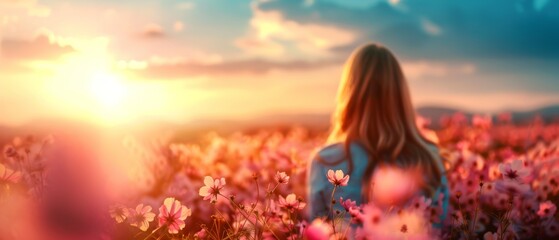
xmin=84 ymin=70 xmax=132 ymax=125
xmin=43 ymin=37 xmax=134 ymax=125
xmin=89 ymin=71 xmax=126 ymax=110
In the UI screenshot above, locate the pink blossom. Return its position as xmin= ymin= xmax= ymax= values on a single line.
xmin=498 ymin=160 xmax=530 ymax=182
xmin=296 ymin=220 xmax=308 ymax=235
xmin=408 ymin=196 xmax=432 ymax=212
xmin=537 ymin=201 xmax=557 ymax=218
xmin=498 ymin=112 xmax=512 ymax=123
xmin=199 ymin=176 xmax=226 ymax=201
xmin=349 ymin=206 xmax=364 ymax=224
xmin=483 ymin=232 xmax=498 ymax=240
xmin=360 ymin=203 xmax=433 ymax=240
xmin=370 ymin=166 xmax=419 ymax=207
xmin=158 ymin=197 xmax=192 ymax=234
xmin=278 ymin=193 xmax=306 ymax=211
xmin=327 ymin=169 xmax=349 ymax=186
xmin=109 ymin=204 xmax=128 ymax=223
xmin=473 ymin=114 xmax=492 ymax=129
xmin=304 ymin=219 xmax=332 ymax=240
xmin=127 ymin=204 xmax=156 ymax=231
xmin=495 ymin=180 xmax=532 ymax=197
xmin=339 ymin=197 xmax=357 ymax=212
xmin=274 ymin=171 xmax=289 ymax=184
xmin=194 ymin=228 xmax=207 ymax=238
xmin=362 ymin=203 xmax=383 ymax=229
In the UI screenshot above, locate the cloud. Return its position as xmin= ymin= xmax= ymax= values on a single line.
xmin=141 ymin=23 xmax=165 ymax=38
xmin=420 ymin=18 xmax=441 ymax=36
xmin=127 ymin=58 xmax=340 ymax=79
xmin=0 ymin=32 xmax=74 ymax=60
xmin=0 ymin=0 xmax=51 ymax=18
xmin=402 ymin=61 xmax=476 ymax=80
xmin=124 ymin=54 xmax=476 ymax=81
xmin=177 ymin=2 xmax=195 ymax=10
xmin=257 ymin=0 xmax=559 ymax=60
xmin=237 ymin=1 xmax=357 ymax=57
xmin=235 ymin=36 xmax=285 ymax=56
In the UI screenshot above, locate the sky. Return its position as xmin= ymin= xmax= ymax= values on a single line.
xmin=1 ymin=0 xmax=558 ymax=126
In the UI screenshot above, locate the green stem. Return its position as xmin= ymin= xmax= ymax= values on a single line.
xmin=329 ymin=185 xmax=338 ymax=235
xmin=142 ymin=225 xmax=164 ymax=240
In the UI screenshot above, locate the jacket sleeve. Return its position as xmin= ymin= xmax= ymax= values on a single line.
xmin=307 ymin=156 xmax=330 ymax=220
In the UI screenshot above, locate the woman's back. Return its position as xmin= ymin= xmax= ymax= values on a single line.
xmin=307 ymin=141 xmax=450 ymax=224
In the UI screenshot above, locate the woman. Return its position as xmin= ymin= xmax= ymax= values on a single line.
xmin=307 ymin=43 xmax=449 ymax=224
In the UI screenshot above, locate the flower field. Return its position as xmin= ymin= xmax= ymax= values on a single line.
xmin=1 ymin=113 xmax=559 ymax=240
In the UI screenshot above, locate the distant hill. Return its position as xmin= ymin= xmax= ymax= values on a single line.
xmin=417 ymin=105 xmax=559 ymax=128
xmin=1 ymin=105 xmax=558 ymax=143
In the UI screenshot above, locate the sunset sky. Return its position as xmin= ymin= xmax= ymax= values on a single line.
xmin=1 ymin=0 xmax=558 ymax=126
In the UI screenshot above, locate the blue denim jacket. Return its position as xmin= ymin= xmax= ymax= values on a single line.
xmin=307 ymin=142 xmax=449 ymax=225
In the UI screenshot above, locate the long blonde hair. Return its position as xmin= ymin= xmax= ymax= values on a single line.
xmin=326 ymin=43 xmax=443 ymax=200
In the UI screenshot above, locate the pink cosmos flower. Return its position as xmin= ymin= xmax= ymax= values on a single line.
xmin=408 ymin=196 xmax=432 ymax=212
xmin=109 ymin=204 xmax=128 ymax=223
xmin=278 ymin=194 xmax=306 ymax=211
xmin=349 ymin=206 xmax=364 ymax=224
xmin=127 ymin=204 xmax=156 ymax=231
xmin=483 ymin=232 xmax=498 ymax=240
xmin=498 ymin=112 xmax=512 ymax=123
xmin=537 ymin=201 xmax=557 ymax=218
xmin=340 ymin=197 xmax=357 ymax=212
xmin=304 ymin=219 xmax=332 ymax=240
xmin=473 ymin=114 xmax=492 ymax=129
xmin=498 ymin=160 xmax=529 ymax=182
xmin=362 ymin=203 xmax=383 ymax=229
xmin=327 ymin=169 xmax=349 ymax=186
xmin=361 ymin=205 xmax=433 ymax=240
xmin=0 ymin=163 xmax=21 ymax=184
xmin=158 ymin=197 xmax=192 ymax=234
xmin=194 ymin=228 xmax=207 ymax=239
xmin=274 ymin=171 xmax=289 ymax=184
xmin=495 ymin=180 xmax=531 ymax=197
xmin=199 ymin=176 xmax=226 ymax=201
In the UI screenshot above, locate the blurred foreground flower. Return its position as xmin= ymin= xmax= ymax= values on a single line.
xmin=360 ymin=204 xmax=434 ymax=240
xmin=370 ymin=166 xmax=418 ymax=207
xmin=304 ymin=219 xmax=332 ymax=240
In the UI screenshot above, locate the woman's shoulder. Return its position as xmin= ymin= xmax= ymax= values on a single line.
xmin=424 ymin=142 xmax=447 ymax=175
xmin=313 ymin=142 xmax=367 ymax=166
xmin=425 ymin=142 xmax=440 ymax=154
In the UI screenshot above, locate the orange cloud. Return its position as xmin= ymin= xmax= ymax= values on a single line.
xmin=141 ymin=23 xmax=165 ymax=38
xmin=126 ymin=58 xmax=339 ymax=79
xmin=402 ymin=61 xmax=476 ymax=80
xmin=1 ymin=32 xmax=74 ymax=60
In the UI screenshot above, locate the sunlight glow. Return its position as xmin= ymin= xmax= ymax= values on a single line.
xmin=89 ymin=71 xmax=126 ymax=110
